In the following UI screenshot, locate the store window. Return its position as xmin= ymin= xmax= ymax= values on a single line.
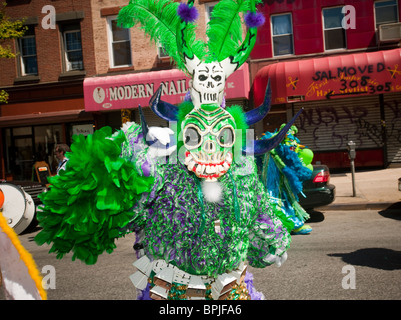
xmin=18 ymin=25 xmax=38 ymax=76
xmin=375 ymin=0 xmax=399 ymax=27
xmin=4 ymin=125 xmax=65 ymax=181
xmin=107 ymin=16 xmax=132 ymax=68
xmin=323 ymin=7 xmax=347 ymax=51
xmin=271 ymin=13 xmax=294 ymax=56
xmin=34 ymin=125 xmax=64 ymax=173
xmin=5 ymin=127 xmax=34 ymax=181
xmin=60 ymin=23 xmax=84 ymax=71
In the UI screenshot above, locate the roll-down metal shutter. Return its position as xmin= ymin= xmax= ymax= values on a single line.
xmin=293 ymin=95 xmax=383 ymax=152
xmin=383 ymin=93 xmax=401 ymax=163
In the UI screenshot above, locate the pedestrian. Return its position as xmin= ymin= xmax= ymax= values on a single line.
xmin=54 ymin=144 xmax=70 ymax=174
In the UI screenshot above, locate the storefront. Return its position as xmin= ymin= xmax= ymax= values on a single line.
xmin=83 ymin=64 xmax=251 ymax=128
xmin=0 ymin=82 xmax=94 ymax=181
xmin=252 ymin=48 xmax=401 ymax=169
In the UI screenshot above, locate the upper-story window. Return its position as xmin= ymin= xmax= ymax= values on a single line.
xmin=205 ymin=1 xmax=218 ymax=23
xmin=107 ymin=16 xmax=132 ymax=68
xmin=157 ymin=45 xmax=169 ymax=59
xmin=323 ymin=7 xmax=347 ymax=51
xmin=375 ymin=0 xmax=399 ymax=27
xmin=18 ymin=25 xmax=38 ymax=76
xmin=271 ymin=13 xmax=294 ymax=56
xmin=61 ymin=23 xmax=84 ymax=71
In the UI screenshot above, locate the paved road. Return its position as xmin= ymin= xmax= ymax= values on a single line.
xmin=250 ymin=208 xmax=401 ymax=300
xmin=2 ymin=207 xmax=401 ymax=300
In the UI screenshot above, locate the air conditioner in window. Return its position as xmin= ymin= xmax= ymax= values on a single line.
xmin=379 ymin=22 xmax=401 ymax=42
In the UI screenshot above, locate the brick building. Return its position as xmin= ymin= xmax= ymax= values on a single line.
xmin=0 ymin=0 xmax=96 ymax=180
xmin=250 ymin=0 xmax=401 ymax=169
xmin=0 ymin=0 xmax=251 ymax=181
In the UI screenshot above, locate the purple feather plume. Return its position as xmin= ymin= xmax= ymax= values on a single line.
xmin=244 ymin=11 xmax=265 ymax=28
xmin=177 ymin=3 xmax=199 ymax=23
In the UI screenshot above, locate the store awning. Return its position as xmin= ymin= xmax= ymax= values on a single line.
xmin=84 ymin=64 xmax=250 ymax=112
xmin=0 ymin=109 xmax=91 ymax=127
xmin=253 ymin=48 xmax=401 ymax=106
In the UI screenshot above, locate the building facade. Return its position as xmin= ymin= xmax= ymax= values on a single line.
xmin=0 ymin=0 xmax=250 ymax=181
xmin=0 ymin=0 xmax=96 ymax=180
xmin=250 ymin=0 xmax=401 ymax=169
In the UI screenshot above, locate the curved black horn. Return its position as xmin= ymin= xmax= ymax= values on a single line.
xmin=138 ymin=105 xmax=150 ymax=145
xmin=245 ymin=79 xmax=271 ymax=126
xmin=149 ymin=86 xmax=179 ymax=122
xmin=242 ymin=108 xmax=304 ymax=156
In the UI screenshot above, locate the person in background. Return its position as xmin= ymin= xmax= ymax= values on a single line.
xmin=54 ymin=144 xmax=71 ymax=174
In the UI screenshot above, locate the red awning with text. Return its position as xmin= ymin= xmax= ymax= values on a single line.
xmin=84 ymin=64 xmax=250 ymax=112
xmin=253 ymin=48 xmax=401 ymax=106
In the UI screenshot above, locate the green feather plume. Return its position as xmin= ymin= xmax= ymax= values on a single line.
xmin=206 ymin=0 xmax=262 ymax=62
xmin=117 ymin=0 xmax=206 ymax=71
xmin=206 ymin=0 xmax=250 ymax=62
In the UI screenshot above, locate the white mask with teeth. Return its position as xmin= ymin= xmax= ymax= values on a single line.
xmin=181 ymin=106 xmax=236 ymax=182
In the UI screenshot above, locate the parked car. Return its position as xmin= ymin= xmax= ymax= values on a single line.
xmin=299 ymin=165 xmax=336 ymax=210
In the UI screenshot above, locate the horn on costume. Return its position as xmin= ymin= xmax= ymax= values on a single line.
xmin=149 ymin=86 xmax=179 ymax=122
xmin=242 ymin=108 xmax=304 ymax=156
xmin=138 ymin=105 xmax=150 ymax=145
xmin=245 ymin=79 xmax=271 ymax=126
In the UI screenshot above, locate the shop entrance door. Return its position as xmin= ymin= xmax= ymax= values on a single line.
xmin=10 ymin=127 xmax=35 ymax=181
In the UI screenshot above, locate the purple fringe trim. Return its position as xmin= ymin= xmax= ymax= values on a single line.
xmin=244 ymin=271 xmax=265 ymax=300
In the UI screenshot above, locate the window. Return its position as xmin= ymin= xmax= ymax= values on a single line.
xmin=323 ymin=7 xmax=346 ymax=50
xmin=18 ymin=26 xmax=38 ymax=76
xmin=205 ymin=2 xmax=217 ymax=23
xmin=271 ymin=13 xmax=294 ymax=56
xmin=375 ymin=0 xmax=399 ymax=27
xmin=157 ymin=44 xmax=169 ymax=59
xmin=61 ymin=23 xmax=84 ymax=71
xmin=107 ymin=16 xmax=132 ymax=68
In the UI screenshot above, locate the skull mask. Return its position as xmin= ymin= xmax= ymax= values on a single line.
xmin=190 ymin=61 xmax=226 ymax=109
xmin=182 ymin=106 xmax=236 ymax=181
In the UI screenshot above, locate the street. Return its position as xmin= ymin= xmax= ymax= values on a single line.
xmin=2 ymin=207 xmax=401 ymax=301
xmin=250 ymin=208 xmax=401 ymax=300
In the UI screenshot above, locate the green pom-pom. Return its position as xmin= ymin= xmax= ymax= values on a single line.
xmin=35 ymin=126 xmax=154 ymax=265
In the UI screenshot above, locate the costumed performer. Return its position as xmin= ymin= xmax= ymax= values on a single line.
xmin=34 ymin=0 xmax=302 ymax=300
xmin=258 ymin=124 xmax=314 ymax=235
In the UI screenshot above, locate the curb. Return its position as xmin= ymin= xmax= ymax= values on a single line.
xmin=316 ymin=202 xmax=397 ymax=211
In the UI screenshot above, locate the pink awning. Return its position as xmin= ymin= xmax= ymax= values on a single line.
xmin=84 ymin=64 xmax=250 ymax=112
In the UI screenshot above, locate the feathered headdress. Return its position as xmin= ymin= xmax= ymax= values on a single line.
xmin=117 ymin=0 xmax=264 ymax=75
xmin=118 ymin=0 xmax=302 ymax=156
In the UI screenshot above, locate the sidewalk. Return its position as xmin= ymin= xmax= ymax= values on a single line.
xmin=319 ymin=167 xmax=401 ymax=211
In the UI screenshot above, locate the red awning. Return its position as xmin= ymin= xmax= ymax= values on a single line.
xmin=84 ymin=64 xmax=250 ymax=112
xmin=253 ymin=48 xmax=401 ymax=106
